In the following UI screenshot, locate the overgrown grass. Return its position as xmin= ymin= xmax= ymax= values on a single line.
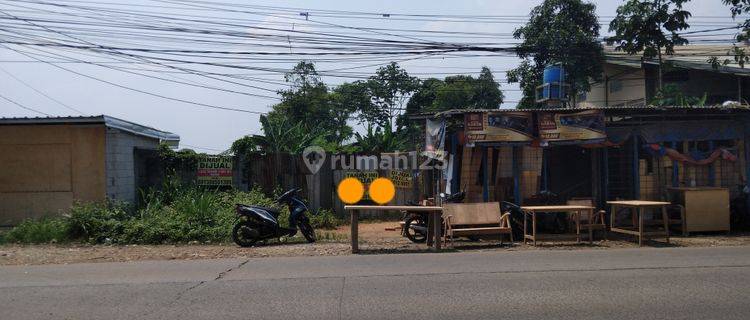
xmin=5 ymin=217 xmax=70 ymax=244
xmin=2 ymin=181 xmax=343 ymax=245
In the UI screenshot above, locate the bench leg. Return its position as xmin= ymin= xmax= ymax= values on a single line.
xmin=638 ymin=207 xmax=644 ymax=247
xmin=351 ymin=210 xmax=359 ymax=253
xmin=432 ymin=211 xmax=441 ymax=251
xmin=662 ymin=206 xmax=670 ymax=244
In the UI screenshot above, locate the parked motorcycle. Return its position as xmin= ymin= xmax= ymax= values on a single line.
xmin=232 ymin=188 xmax=316 ymax=247
xmin=401 ymin=191 xmax=466 ymax=243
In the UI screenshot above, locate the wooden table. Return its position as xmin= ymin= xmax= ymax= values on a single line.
xmin=607 ymin=200 xmax=671 ymax=246
xmin=521 ymin=205 xmax=595 ymax=246
xmin=344 ymin=205 xmax=443 ymax=253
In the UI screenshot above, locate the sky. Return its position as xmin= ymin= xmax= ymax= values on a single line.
xmin=0 ymin=0 xmax=740 ymax=152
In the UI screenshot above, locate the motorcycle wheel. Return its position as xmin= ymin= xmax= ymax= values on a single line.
xmin=232 ymin=222 xmax=260 ymax=247
xmin=298 ymin=218 xmax=316 ymax=243
xmin=403 ymin=215 xmax=427 ymax=243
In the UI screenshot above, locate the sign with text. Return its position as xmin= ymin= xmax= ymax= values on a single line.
xmin=345 ymin=171 xmax=378 ymax=200
xmin=197 ymin=156 xmax=233 ymax=186
xmin=464 ymin=111 xmax=534 ymax=144
xmin=389 ymin=170 xmax=412 ymax=188
xmin=538 ymin=110 xmax=606 ymax=142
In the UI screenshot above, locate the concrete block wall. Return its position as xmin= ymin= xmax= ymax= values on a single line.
xmin=105 ymin=127 xmax=160 ymax=204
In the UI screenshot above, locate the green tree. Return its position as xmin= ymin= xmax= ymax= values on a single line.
xmin=473 ymin=67 xmax=505 ymax=109
xmin=231 ymin=115 xmax=320 ymax=156
xmin=353 ymin=122 xmax=408 ymax=154
xmin=405 ymin=78 xmax=444 ymax=114
xmin=365 ymin=62 xmax=419 ymax=128
xmin=272 ymin=61 xmax=354 ymax=144
xmin=608 ymin=0 xmax=692 ymax=90
xmin=709 ymin=1 xmax=750 ymax=69
xmin=433 ymin=75 xmax=477 ymax=111
xmin=506 ymin=60 xmax=540 ymax=108
xmin=508 ymin=0 xmax=604 ymax=108
xmin=405 ymin=67 xmax=504 ymax=113
xmin=724 ymin=0 xmax=750 ymax=41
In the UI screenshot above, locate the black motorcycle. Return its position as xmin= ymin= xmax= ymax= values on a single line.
xmin=232 ymin=188 xmax=316 ymax=247
xmin=402 ymin=191 xmax=466 ymax=243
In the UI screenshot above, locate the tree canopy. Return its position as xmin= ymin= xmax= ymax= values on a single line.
xmin=405 ymin=67 xmax=504 ymax=113
xmin=608 ymin=0 xmax=692 ymax=89
xmin=508 ymin=0 xmax=604 ymax=108
xmin=231 ymin=62 xmax=504 ymax=155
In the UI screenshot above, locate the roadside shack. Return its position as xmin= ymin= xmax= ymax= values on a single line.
xmin=414 ymin=106 xmax=750 ymax=234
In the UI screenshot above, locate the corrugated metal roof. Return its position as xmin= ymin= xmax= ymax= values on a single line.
xmin=604 ymin=44 xmax=750 ymax=76
xmin=411 ymin=104 xmax=750 ymax=118
xmin=0 ymin=115 xmax=180 ymax=143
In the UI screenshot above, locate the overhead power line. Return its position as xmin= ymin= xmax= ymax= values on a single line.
xmin=0 ymin=90 xmax=51 ymax=115
xmin=0 ymin=65 xmax=84 ymax=115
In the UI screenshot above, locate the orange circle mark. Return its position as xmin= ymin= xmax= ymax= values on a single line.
xmin=337 ymin=177 xmax=365 ymax=204
xmin=368 ymin=178 xmax=396 ymax=205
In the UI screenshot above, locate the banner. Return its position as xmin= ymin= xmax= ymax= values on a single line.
xmin=424 ymin=118 xmax=446 ymax=160
xmin=538 ymin=110 xmax=605 ymax=143
xmin=389 ymin=170 xmax=412 ymax=188
xmin=197 ymin=156 xmax=233 ymax=186
xmin=464 ymin=111 xmax=534 ymax=144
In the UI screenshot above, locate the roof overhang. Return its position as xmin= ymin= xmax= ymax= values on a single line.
xmin=0 ymin=115 xmax=180 ymax=146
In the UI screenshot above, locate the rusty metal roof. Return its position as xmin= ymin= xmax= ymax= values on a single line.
xmin=0 ymin=115 xmax=180 ymax=143
xmin=410 ymin=104 xmax=750 ymax=119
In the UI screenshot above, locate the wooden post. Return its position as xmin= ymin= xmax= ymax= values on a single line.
xmin=350 ymin=210 xmax=359 ymax=253
xmin=513 ymin=146 xmax=522 ymax=205
xmin=523 ymin=211 xmax=528 ymax=244
xmin=432 ymin=211 xmax=442 ymax=251
xmin=708 ymin=141 xmax=716 ymax=186
xmin=603 ymin=148 xmax=609 ymax=208
xmin=426 ymin=213 xmax=434 ymax=247
xmin=671 ymin=142 xmax=679 ymax=187
xmin=633 ymin=135 xmax=640 ymax=199
xmin=638 ymin=207 xmax=644 ymax=247
xmin=481 ymin=146 xmax=489 ymax=202
xmin=588 ymin=208 xmax=594 ymax=244
xmin=576 ymin=210 xmax=581 ymax=244
xmin=450 ymin=133 xmax=460 ymax=194
xmin=532 ymin=211 xmax=537 ymax=246
xmin=542 ymin=149 xmax=549 ymax=191
xmin=662 ymin=205 xmax=670 ymax=244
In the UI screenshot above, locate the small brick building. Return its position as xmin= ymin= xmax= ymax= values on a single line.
xmin=0 ymin=115 xmax=179 ymax=226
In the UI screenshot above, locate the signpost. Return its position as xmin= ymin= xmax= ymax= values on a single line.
xmin=464 ymin=111 xmax=534 ymax=144
xmin=197 ymin=156 xmax=233 ymax=187
xmin=538 ymin=110 xmax=605 ymax=143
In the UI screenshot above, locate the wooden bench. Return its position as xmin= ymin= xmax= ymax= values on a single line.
xmin=442 ymin=202 xmax=513 ymax=247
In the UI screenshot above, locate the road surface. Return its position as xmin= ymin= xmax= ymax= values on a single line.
xmin=1 ymin=246 xmax=750 ymax=319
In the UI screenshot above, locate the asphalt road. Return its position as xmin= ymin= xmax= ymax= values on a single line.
xmin=2 ymin=246 xmax=750 ymax=320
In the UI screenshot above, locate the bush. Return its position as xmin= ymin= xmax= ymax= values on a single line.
xmin=309 ymin=209 xmax=342 ymax=230
xmin=5 ymin=217 xmax=70 ymax=244
xmin=2 ymin=183 xmax=340 ymax=245
xmin=67 ymin=201 xmax=133 ymax=244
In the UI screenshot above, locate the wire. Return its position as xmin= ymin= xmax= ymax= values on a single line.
xmin=2 ymin=43 xmax=270 ymax=114
xmin=0 ymin=90 xmax=51 ymax=115
xmin=0 ymin=65 xmax=84 ymax=115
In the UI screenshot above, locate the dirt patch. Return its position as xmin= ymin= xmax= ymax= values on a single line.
xmin=2 ymin=222 xmax=750 ymax=266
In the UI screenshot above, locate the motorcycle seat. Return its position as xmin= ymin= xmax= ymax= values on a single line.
xmin=248 ymin=205 xmax=281 ymax=216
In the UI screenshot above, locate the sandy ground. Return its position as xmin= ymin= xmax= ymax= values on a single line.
xmin=2 ymin=222 xmax=750 ymax=265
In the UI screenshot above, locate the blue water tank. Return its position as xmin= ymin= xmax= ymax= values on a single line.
xmin=536 ymin=65 xmax=569 ymax=103
xmin=543 ymin=66 xmax=565 ymax=84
